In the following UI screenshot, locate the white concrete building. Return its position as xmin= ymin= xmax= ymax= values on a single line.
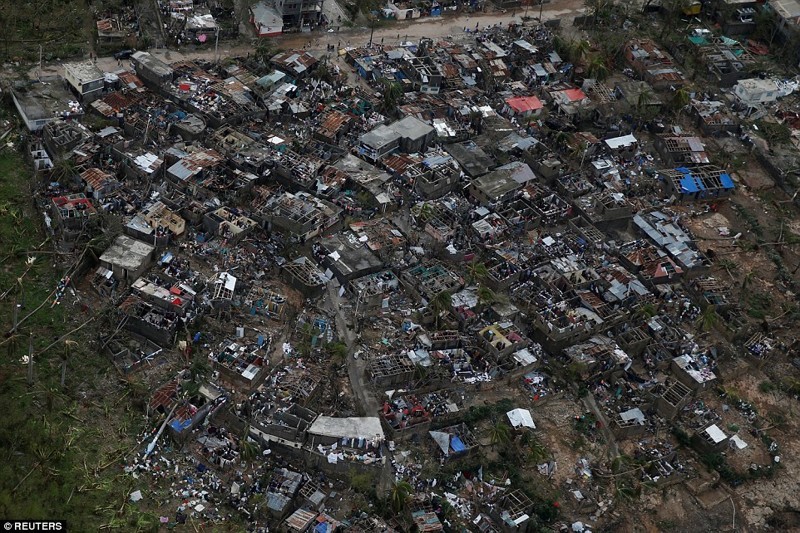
xmin=63 ymin=61 xmax=105 ymax=102
xmin=733 ymin=77 xmax=799 ymax=107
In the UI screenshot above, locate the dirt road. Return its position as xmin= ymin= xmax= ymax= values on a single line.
xmin=30 ymin=0 xmax=586 ymax=79
xmin=322 ymin=279 xmax=379 ymax=418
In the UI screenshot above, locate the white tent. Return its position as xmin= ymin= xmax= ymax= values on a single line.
xmin=506 ymin=408 xmax=536 ymax=429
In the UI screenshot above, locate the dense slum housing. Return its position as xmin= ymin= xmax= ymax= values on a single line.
xmin=26 ymin=10 xmax=800 ymax=533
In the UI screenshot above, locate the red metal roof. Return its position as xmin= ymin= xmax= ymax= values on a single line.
xmin=505 ymin=95 xmax=543 ymax=113
xmin=81 ymin=167 xmax=115 ymax=189
xmin=150 ymin=379 xmax=179 ymax=410
xmin=563 ymin=88 xmax=587 ymax=102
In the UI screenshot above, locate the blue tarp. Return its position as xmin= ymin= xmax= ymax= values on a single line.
xmin=450 ymin=436 xmax=466 ymax=453
xmin=680 ymin=175 xmax=703 ymax=193
xmin=170 ymin=418 xmax=192 ymax=432
xmin=720 ymin=173 xmax=735 ymax=189
xmin=675 ymin=167 xmax=702 ymax=193
xmin=675 ymin=166 xmax=735 ymax=193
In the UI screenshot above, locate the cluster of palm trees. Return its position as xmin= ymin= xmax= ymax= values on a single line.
xmin=553 ymin=33 xmax=693 ymax=123
xmin=487 ymin=420 xmax=550 ymax=464
xmin=379 ymin=78 xmax=404 ymax=118
xmin=425 ymin=261 xmax=507 ymax=330
xmin=559 ymin=38 xmax=612 ymax=82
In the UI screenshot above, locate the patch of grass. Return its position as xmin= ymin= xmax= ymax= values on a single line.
xmin=747 ymin=291 xmax=772 ymax=319
xmin=731 ymin=202 xmax=764 ymax=240
xmin=571 ymin=435 xmax=586 ymax=450
xmin=657 ymin=519 xmax=679 ymax=531
xmin=759 ymin=380 xmax=776 ymax=393
xmin=767 ymin=410 xmax=786 ymax=427
xmin=756 ymin=120 xmax=792 ymax=147
xmin=671 ymin=426 xmax=691 ymax=446
xmin=701 ymin=451 xmax=778 ymax=487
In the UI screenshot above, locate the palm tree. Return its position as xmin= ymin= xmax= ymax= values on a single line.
xmin=254 ymin=38 xmax=276 ymax=64
xmin=553 ymin=35 xmax=570 ymax=59
xmin=753 ymin=8 xmax=780 ymax=47
xmin=660 ymin=0 xmax=690 ymax=38
xmin=587 ymin=55 xmax=609 ymax=81
xmin=599 ymin=32 xmax=625 ymax=65
xmin=614 ymin=478 xmax=639 ymax=501
xmin=527 ymin=437 xmax=549 ymax=464
xmin=570 ymin=39 xmax=591 ymax=65
xmin=389 ymin=480 xmax=413 ymax=513
xmin=413 ymin=202 xmax=435 ymax=223
xmin=636 ymin=303 xmax=658 ymax=319
xmin=476 ymin=285 xmax=497 ymax=307
xmin=570 ymin=140 xmax=590 ymax=169
xmin=380 ymin=79 xmax=404 ymax=117
xmin=636 ymin=89 xmax=654 ymax=113
xmin=716 ymin=258 xmax=738 ymax=279
xmin=240 ymin=431 xmax=260 ymax=464
xmin=670 ymin=87 xmax=690 ymax=117
xmin=553 ymin=130 xmax=570 ymax=152
xmin=695 ymin=306 xmax=718 ymax=332
xmin=296 ymin=322 xmax=320 ymax=357
xmin=189 ymin=356 xmax=211 ymax=383
xmin=413 ymin=362 xmax=429 ymax=383
xmin=584 ymin=0 xmax=608 ymax=27
xmin=50 ymin=158 xmax=77 ymax=189
xmin=466 ymin=261 xmax=489 ymax=286
xmin=611 ymin=454 xmax=634 ymax=474
xmin=428 ymin=290 xmax=452 ymax=329
xmin=61 ymin=339 xmax=77 ymax=387
xmin=487 ymin=420 xmax=511 ymax=449
xmin=327 ymin=341 xmax=348 ymax=369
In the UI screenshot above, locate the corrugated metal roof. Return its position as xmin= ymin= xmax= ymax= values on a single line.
xmin=285 ymin=509 xmax=318 ymax=531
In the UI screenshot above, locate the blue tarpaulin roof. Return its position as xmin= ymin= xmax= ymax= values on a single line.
xmin=450 ymin=436 xmax=466 ymax=452
xmin=675 ymin=167 xmax=701 ymax=192
xmin=680 ymin=175 xmax=703 ymax=193
xmin=170 ymin=418 xmax=192 ymax=432
xmin=720 ymin=173 xmax=735 ymax=189
xmin=675 ymin=167 xmax=735 ymax=192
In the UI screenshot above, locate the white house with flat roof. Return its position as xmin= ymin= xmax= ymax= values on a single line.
xmin=63 ymin=61 xmax=105 ymax=102
xmin=733 ymin=77 xmax=799 ymax=108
